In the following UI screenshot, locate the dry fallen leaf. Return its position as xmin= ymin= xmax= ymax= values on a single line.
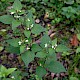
xmin=50 ymin=32 xmax=56 ymax=38
xmin=70 ymin=34 xmax=79 ymax=46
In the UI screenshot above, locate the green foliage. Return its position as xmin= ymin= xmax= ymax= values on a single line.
xmin=36 ymin=52 xmax=47 ymax=58
xmin=69 ymin=76 xmax=79 ymax=80
xmin=45 ymin=61 xmax=66 ymax=73
xmin=76 ymin=47 xmax=80 ymax=53
xmin=0 ymin=65 xmax=16 ymax=78
xmin=21 ymin=51 xmax=35 ymax=67
xmin=31 ymin=24 xmax=45 ymax=35
xmin=77 ymin=33 xmax=80 ymax=41
xmin=13 ymin=0 xmax=22 ymax=11
xmin=12 ymin=20 xmax=21 ymax=31
xmin=56 ymin=44 xmax=70 ymax=52
xmin=6 ymin=38 xmax=20 ymax=47
xmin=0 ymin=15 xmax=13 ymax=24
xmin=36 ymin=66 xmax=47 ymax=79
xmin=0 ymin=0 xmax=80 ymax=79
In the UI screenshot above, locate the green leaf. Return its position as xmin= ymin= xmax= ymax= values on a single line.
xmin=0 ymin=46 xmax=4 ymax=52
xmin=24 ymin=30 xmax=31 ymax=38
xmin=21 ymin=51 xmax=35 ymax=67
xmin=0 ymin=65 xmax=16 ymax=77
xmin=36 ymin=51 xmax=47 ymax=58
xmin=0 ymin=65 xmax=7 ymax=77
xmin=20 ymin=45 xmax=25 ymax=53
xmin=13 ymin=0 xmax=22 ymax=10
xmin=42 ymin=0 xmax=48 ymax=2
xmin=6 ymin=46 xmax=20 ymax=54
xmin=56 ymin=44 xmax=69 ymax=52
xmin=0 ymin=65 xmax=7 ymax=73
xmin=36 ymin=66 xmax=47 ymax=79
xmin=26 ymin=12 xmax=35 ymax=27
xmin=12 ymin=19 xmax=21 ymax=31
xmin=76 ymin=0 xmax=80 ymax=3
xmin=31 ymin=44 xmax=42 ymax=53
xmin=70 ymin=76 xmax=79 ymax=80
xmin=48 ymin=48 xmax=57 ymax=61
xmin=0 ymin=15 xmax=13 ymax=24
xmin=40 ymin=34 xmax=51 ymax=47
xmin=52 ymin=38 xmax=57 ymax=46
xmin=45 ymin=48 xmax=57 ymax=66
xmin=6 ymin=38 xmax=20 ymax=47
xmin=64 ymin=0 xmax=74 ymax=4
xmin=46 ymin=61 xmax=66 ymax=73
xmin=7 ymin=68 xmax=17 ymax=76
xmin=76 ymin=46 xmax=80 ymax=53
xmin=31 ymin=24 xmax=45 ymax=35
xmin=11 ymin=70 xmax=21 ymax=80
xmin=77 ymin=33 xmax=80 ymax=41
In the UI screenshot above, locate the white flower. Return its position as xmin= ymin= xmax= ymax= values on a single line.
xmin=52 ymin=46 xmax=54 ymax=49
xmin=54 ymin=47 xmax=56 ymax=49
xmin=55 ymin=44 xmax=57 ymax=47
xmin=11 ymin=76 xmax=15 ymax=79
xmin=45 ymin=43 xmax=48 ymax=48
xmin=11 ymin=12 xmax=15 ymax=14
xmin=18 ymin=41 xmax=22 ymax=45
xmin=25 ymin=40 xmax=28 ymax=42
xmin=52 ymin=44 xmax=57 ymax=49
xmin=31 ymin=24 xmax=34 ymax=28
xmin=26 ymin=47 xmax=30 ymax=50
xmin=14 ymin=15 xmax=20 ymax=18
xmin=52 ymin=46 xmax=56 ymax=49
xmin=27 ymin=18 xmax=30 ymax=21
xmin=27 ymin=27 xmax=30 ymax=30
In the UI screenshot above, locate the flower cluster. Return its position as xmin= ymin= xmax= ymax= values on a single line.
xmin=44 ymin=43 xmax=57 ymax=49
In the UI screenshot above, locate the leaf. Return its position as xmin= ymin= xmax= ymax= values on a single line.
xmin=24 ymin=30 xmax=31 ymax=38
xmin=0 ymin=46 xmax=4 ymax=52
xmin=40 ymin=34 xmax=51 ymax=47
xmin=12 ymin=19 xmax=21 ymax=31
xmin=26 ymin=12 xmax=35 ymax=27
xmin=0 ymin=65 xmax=7 ymax=77
xmin=77 ymin=33 xmax=80 ymax=41
xmin=45 ymin=48 xmax=57 ymax=66
xmin=11 ymin=70 xmax=22 ymax=80
xmin=70 ymin=34 xmax=79 ymax=46
xmin=42 ymin=0 xmax=48 ymax=2
xmin=36 ymin=66 xmax=47 ymax=79
xmin=20 ymin=45 xmax=25 ymax=53
xmin=6 ymin=38 xmax=20 ymax=47
xmin=36 ymin=51 xmax=47 ymax=58
xmin=69 ymin=76 xmax=79 ymax=80
xmin=52 ymin=38 xmax=57 ymax=46
xmin=6 ymin=46 xmax=20 ymax=54
xmin=76 ymin=46 xmax=80 ymax=53
xmin=64 ymin=0 xmax=74 ymax=4
xmin=56 ymin=44 xmax=69 ymax=52
xmin=0 ymin=65 xmax=7 ymax=73
xmin=76 ymin=0 xmax=80 ymax=3
xmin=0 ymin=65 xmax=16 ymax=77
xmin=31 ymin=24 xmax=45 ymax=35
xmin=7 ymin=68 xmax=17 ymax=76
xmin=31 ymin=44 xmax=42 ymax=53
xmin=0 ymin=15 xmax=13 ymax=24
xmin=13 ymin=0 xmax=22 ymax=10
xmin=21 ymin=51 xmax=35 ymax=67
xmin=46 ymin=61 xmax=66 ymax=73
xmin=48 ymin=48 xmax=57 ymax=61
